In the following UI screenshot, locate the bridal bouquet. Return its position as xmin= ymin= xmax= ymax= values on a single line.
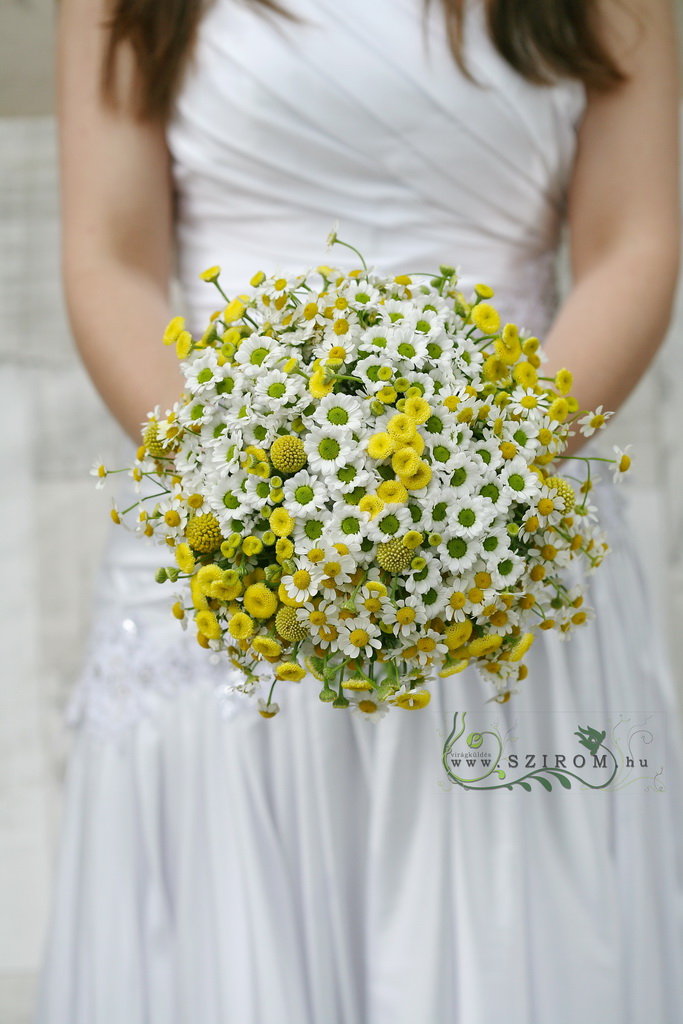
xmin=96 ymin=234 xmax=630 ymax=717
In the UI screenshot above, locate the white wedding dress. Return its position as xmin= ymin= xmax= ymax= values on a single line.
xmin=36 ymin=1 xmax=683 ymax=1022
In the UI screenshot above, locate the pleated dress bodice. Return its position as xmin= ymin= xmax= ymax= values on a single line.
xmin=167 ymin=0 xmax=586 ymax=336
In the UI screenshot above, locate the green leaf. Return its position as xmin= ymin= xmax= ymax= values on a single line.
xmin=518 ymin=781 xmax=532 ymax=792
xmin=533 ymin=775 xmax=553 ymax=792
xmin=547 ymin=771 xmax=572 ymax=790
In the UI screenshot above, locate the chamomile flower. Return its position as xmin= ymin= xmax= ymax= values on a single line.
xmin=349 ymin=691 xmax=390 ymax=720
xmin=313 ymin=393 xmax=364 ymax=433
xmin=90 ymin=458 xmax=108 ymax=490
xmin=282 ymin=566 xmax=320 ymax=603
xmin=578 ymin=405 xmax=613 ymax=437
xmin=283 ymin=470 xmax=328 ymax=517
xmin=304 ymin=425 xmax=353 ymax=473
xmin=500 ymin=457 xmax=541 ymax=503
xmin=366 ymin=503 xmax=412 ymax=543
xmin=611 ymin=445 xmax=633 ymax=483
xmin=380 ymin=594 xmax=426 ymax=637
xmin=449 ymin=494 xmax=496 ymax=540
xmin=254 ymin=369 xmax=305 ymax=409
xmin=338 ymin=617 xmax=382 ymax=659
xmin=314 ymin=546 xmax=356 ymax=590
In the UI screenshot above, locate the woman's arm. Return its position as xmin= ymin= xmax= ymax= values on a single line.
xmin=543 ymin=0 xmax=680 ymax=454
xmin=58 ymin=0 xmax=184 ymax=441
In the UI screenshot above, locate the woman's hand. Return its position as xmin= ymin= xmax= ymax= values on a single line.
xmin=58 ymin=0 xmax=184 ymax=442
xmin=543 ymin=0 xmax=680 ymax=456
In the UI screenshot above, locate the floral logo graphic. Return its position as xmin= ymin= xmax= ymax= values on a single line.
xmin=440 ymin=712 xmax=665 ymax=792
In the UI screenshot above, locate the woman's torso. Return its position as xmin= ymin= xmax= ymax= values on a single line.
xmin=166 ymin=0 xmax=586 ymax=335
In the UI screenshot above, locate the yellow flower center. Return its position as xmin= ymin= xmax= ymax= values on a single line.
xmin=396 ymin=607 xmax=416 ymax=625
xmin=349 ymin=628 xmax=370 ymax=648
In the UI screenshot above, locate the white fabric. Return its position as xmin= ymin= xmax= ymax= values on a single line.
xmin=36 ymin=1 xmax=683 ymax=1021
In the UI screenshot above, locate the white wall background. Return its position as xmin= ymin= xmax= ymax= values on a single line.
xmin=1 ymin=4 xmax=683 ymax=1021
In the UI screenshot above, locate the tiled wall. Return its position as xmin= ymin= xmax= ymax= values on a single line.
xmin=1 ymin=115 xmax=682 ymax=1022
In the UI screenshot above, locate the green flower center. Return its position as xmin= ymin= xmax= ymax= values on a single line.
xmin=294 ymin=485 xmax=314 ymax=505
xmin=327 ymin=408 xmax=349 ymax=425
xmin=222 ymin=492 xmax=239 ymax=509
xmin=304 ymin=520 xmax=324 ymax=539
xmin=498 ymin=558 xmax=513 ymax=576
xmin=344 ymin=487 xmax=366 ymax=505
xmin=341 ymin=516 xmax=360 ymax=535
xmin=197 ymin=368 xmax=214 ymax=384
xmin=433 ymin=445 xmax=450 ymax=463
xmin=480 ymin=483 xmax=499 ymax=501
xmin=337 ymin=466 xmax=356 ymax=483
xmin=426 ymin=416 xmax=443 ymax=433
xmin=427 ymin=342 xmax=443 ymax=359
xmin=249 ymin=348 xmax=269 ymax=365
xmin=398 ymin=343 xmax=416 ymax=358
xmin=432 ymin=502 xmax=447 ymax=523
xmin=379 ymin=514 xmax=400 ymax=535
xmin=483 ymin=536 xmax=499 ymax=552
xmin=458 ymin=508 xmax=476 ymax=527
xmin=509 ymin=474 xmax=525 ymax=492
xmin=256 ymin=482 xmax=270 ymax=498
xmin=477 ymin=448 xmax=491 ymax=464
xmin=268 ymin=382 xmax=287 ymax=398
xmin=318 ymin=438 xmax=341 ymax=460
xmin=513 ymin=429 xmax=528 ymax=445
xmin=447 ymin=538 xmax=468 ymax=558
xmin=451 ymin=468 xmax=467 ymax=486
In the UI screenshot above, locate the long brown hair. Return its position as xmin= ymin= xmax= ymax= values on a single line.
xmin=103 ymin=0 xmax=626 ymax=121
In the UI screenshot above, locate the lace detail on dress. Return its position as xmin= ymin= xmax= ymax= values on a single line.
xmin=66 ymin=612 xmax=252 ymax=741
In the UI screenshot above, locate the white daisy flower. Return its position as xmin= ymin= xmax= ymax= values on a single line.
xmin=312 ymin=393 xmax=364 ymax=433
xmin=233 ymin=335 xmax=284 ymax=375
xmin=157 ymin=496 xmax=188 ymax=538
xmin=283 ymin=470 xmax=328 ymax=517
xmin=448 ymin=494 xmax=497 ymax=540
xmin=313 ymin=546 xmax=357 ymax=590
xmin=501 ymin=420 xmax=541 ymax=459
xmin=337 ymin=617 xmax=382 ymax=659
xmin=253 ymin=369 xmax=304 ymax=409
xmin=281 ymin=566 xmax=320 ymax=604
xmin=500 ymin=457 xmax=541 ymax=504
xmin=327 ymin=461 xmax=372 ymax=495
xmin=366 ymin=503 xmax=412 ymax=543
xmin=470 ymin=435 xmax=505 ymax=473
xmin=445 ymin=452 xmax=485 ymax=497
xmin=489 ymin=550 xmax=525 ymax=590
xmin=611 ymin=445 xmax=633 ymax=484
xmin=329 ymin=505 xmax=368 ymax=549
xmin=349 ymin=691 xmax=390 ymax=721
xmin=578 ymin=405 xmax=614 ymax=437
xmin=184 ymin=351 xmax=224 ymax=394
xmin=407 ymin=552 xmax=453 ymax=593
xmin=304 ymin=425 xmax=353 ymax=474
xmin=90 ymin=457 xmax=108 ymax=490
xmin=379 ymin=594 xmax=426 ymax=637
